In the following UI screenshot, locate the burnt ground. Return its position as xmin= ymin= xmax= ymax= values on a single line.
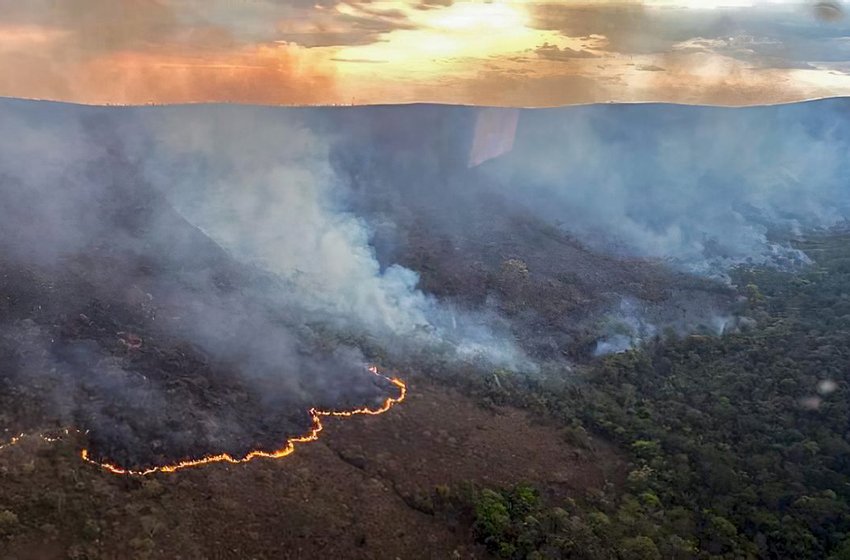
xmin=0 ymin=114 xmax=394 ymax=471
xmin=0 ymin=105 xmax=734 ymax=472
xmin=0 ymin=374 xmax=622 ymax=559
xmin=0 ymin=235 xmax=391 ymax=472
xmin=0 ymin=101 xmax=733 ymax=558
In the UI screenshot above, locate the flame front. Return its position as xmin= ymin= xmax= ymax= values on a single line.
xmin=0 ymin=428 xmax=72 ymax=451
xmin=79 ymin=366 xmax=407 ymax=476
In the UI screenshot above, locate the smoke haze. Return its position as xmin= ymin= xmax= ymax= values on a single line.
xmin=2 ymin=97 xmax=850 ymax=464
xmin=476 ymin=102 xmax=850 ymax=276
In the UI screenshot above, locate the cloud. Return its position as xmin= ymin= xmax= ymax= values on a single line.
xmin=275 ymin=2 xmax=418 ymax=48
xmin=527 ymin=2 xmax=733 ymax=55
xmin=0 ymin=0 xmax=338 ymax=104
xmin=526 ymin=2 xmax=850 ymax=89
xmin=79 ymin=44 xmax=338 ymax=105
xmin=0 ymin=0 xmax=187 ymax=53
xmin=536 ymin=42 xmax=600 ymax=60
xmin=632 ymin=50 xmax=805 ymax=105
xmin=415 ymin=0 xmax=454 ymax=9
xmin=2 ymin=0 xmax=850 ymax=106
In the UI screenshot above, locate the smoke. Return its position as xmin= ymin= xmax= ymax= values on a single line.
xmin=476 ymin=101 xmax=850 ymax=278
xmin=0 ymin=99 xmax=536 ymax=466
xmin=592 ymin=297 xmax=737 ymax=356
xmin=131 ymin=105 xmax=531 ymax=370
xmin=288 ymin=101 xmax=850 ymax=356
xmin=0 ymin=100 xmax=411 ymax=466
xmin=141 ymin=107 xmax=430 ymax=337
xmin=593 ymin=298 xmax=658 ymax=357
xmin=6 ymin=96 xmax=850 ymax=465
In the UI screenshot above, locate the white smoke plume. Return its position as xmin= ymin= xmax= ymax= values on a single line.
xmin=477 ymin=102 xmax=850 ymax=277
xmin=132 ymin=105 xmax=531 ymax=371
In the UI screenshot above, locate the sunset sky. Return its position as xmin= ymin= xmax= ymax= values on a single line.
xmin=2 ymin=0 xmax=850 ymax=106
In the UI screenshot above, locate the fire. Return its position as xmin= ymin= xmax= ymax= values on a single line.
xmin=0 ymin=428 xmax=73 ymax=451
xmin=0 ymin=367 xmax=406 ymax=476
xmin=0 ymin=433 xmax=26 ymax=451
xmin=80 ymin=366 xmax=406 ymax=476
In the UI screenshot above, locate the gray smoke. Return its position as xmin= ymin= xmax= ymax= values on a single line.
xmin=4 ymin=97 xmax=849 ymax=412
xmin=131 ymin=106 xmax=532 ymax=371
xmin=592 ymin=297 xmax=737 ymax=356
xmin=477 ymin=102 xmax=850 ymax=277
xmin=0 ymin=100 xmax=530 ymax=375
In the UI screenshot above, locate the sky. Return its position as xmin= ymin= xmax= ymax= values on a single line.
xmin=1 ymin=0 xmax=850 ymax=106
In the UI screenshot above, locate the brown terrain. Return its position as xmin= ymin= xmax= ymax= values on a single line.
xmin=0 ymin=374 xmax=621 ymax=559
xmin=0 ymin=102 xmax=729 ymax=559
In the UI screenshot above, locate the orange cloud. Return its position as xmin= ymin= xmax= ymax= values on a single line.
xmin=75 ymin=44 xmax=338 ymax=105
xmin=1 ymin=0 xmax=850 ymax=106
xmin=0 ymin=24 xmax=69 ymax=50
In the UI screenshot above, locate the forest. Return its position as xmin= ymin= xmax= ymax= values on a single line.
xmin=2 ymin=99 xmax=849 ymax=559
xmin=424 ymin=231 xmax=850 ymax=559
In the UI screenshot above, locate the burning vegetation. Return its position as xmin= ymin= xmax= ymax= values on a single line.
xmin=0 ymin=105 xmax=415 ymax=476
xmin=1 ymin=369 xmax=405 ymax=476
xmin=4 ymin=98 xmax=850 ymax=558
xmin=78 ymin=368 xmax=406 ymax=476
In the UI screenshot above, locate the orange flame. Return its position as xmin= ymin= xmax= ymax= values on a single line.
xmin=0 ymin=433 xmax=26 ymax=451
xmin=79 ymin=366 xmax=406 ymax=476
xmin=0 ymin=428 xmax=73 ymax=451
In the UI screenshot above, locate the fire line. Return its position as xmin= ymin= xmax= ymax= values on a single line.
xmin=2 ymin=366 xmax=406 ymax=476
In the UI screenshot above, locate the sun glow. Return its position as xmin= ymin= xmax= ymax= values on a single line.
xmin=426 ymin=1 xmax=529 ymax=32
xmin=333 ymin=0 xmax=564 ymax=84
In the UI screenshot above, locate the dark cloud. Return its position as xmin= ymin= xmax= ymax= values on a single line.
xmin=535 ymin=42 xmax=599 ymax=61
xmin=275 ymin=3 xmax=417 ymax=48
xmin=529 ymin=3 xmax=717 ymax=55
xmin=529 ymin=2 xmax=850 ymax=72
xmin=0 ymin=0 xmax=192 ymax=53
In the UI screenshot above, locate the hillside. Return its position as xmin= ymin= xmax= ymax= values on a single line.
xmin=1 ymin=98 xmax=849 ymax=558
